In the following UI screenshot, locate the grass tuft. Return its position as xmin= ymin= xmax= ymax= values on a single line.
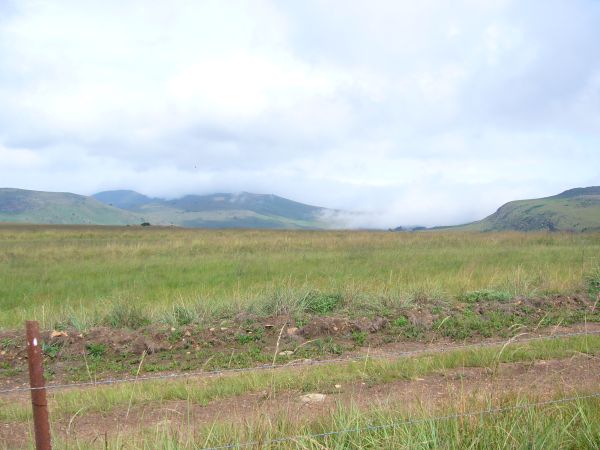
xmin=103 ymin=303 xmax=151 ymax=329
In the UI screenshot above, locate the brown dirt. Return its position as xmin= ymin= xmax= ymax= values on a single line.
xmin=2 ymin=352 xmax=598 ymax=449
xmin=2 ymin=321 xmax=600 ymax=397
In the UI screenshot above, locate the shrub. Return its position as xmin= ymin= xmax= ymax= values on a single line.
xmin=104 ymin=303 xmax=150 ymax=329
xmin=236 ymin=333 xmax=259 ymax=345
xmin=304 ymin=291 xmax=343 ymax=314
xmin=351 ymin=331 xmax=368 ymax=346
xmin=86 ymin=343 xmax=106 ymax=359
xmin=393 ymin=316 xmax=409 ymax=327
xmin=173 ymin=305 xmax=196 ymax=326
xmin=461 ymin=289 xmax=511 ymax=303
xmin=236 ymin=328 xmax=264 ymax=345
xmin=168 ymin=330 xmax=183 ymax=344
xmin=42 ymin=341 xmax=61 ymax=359
xmin=587 ymin=269 xmax=600 ymax=299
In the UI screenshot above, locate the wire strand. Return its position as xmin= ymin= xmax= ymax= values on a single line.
xmin=1 ymin=328 xmax=599 ymax=395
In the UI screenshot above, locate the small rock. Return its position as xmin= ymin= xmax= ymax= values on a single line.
xmin=278 ymin=350 xmax=294 ymax=356
xmin=300 ymin=393 xmax=326 ymax=404
xmin=184 ymin=330 xmax=191 ymax=337
xmin=209 ymin=328 xmax=215 ymax=332
xmin=0 ymin=351 xmax=5 ymax=356
xmin=332 ymin=326 xmax=338 ymax=332
xmin=170 ymin=327 xmax=176 ymax=332
xmin=286 ymin=327 xmax=299 ymax=336
xmin=220 ymin=327 xmax=228 ymax=331
xmin=50 ymin=330 xmax=68 ymax=338
xmin=334 ymin=384 xmax=342 ymax=389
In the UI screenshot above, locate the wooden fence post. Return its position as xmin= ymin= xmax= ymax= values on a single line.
xmin=26 ymin=320 xmax=52 ymax=450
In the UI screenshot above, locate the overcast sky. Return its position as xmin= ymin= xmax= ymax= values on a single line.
xmin=1 ymin=0 xmax=599 ymax=227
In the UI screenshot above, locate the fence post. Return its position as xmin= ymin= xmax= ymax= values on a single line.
xmin=26 ymin=320 xmax=52 ymax=450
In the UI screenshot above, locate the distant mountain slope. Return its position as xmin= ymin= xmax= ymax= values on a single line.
xmin=0 ymin=188 xmax=141 ymax=225
xmin=458 ymin=186 xmax=600 ymax=232
xmin=93 ymin=190 xmax=333 ymax=229
xmin=92 ymin=190 xmax=158 ymax=211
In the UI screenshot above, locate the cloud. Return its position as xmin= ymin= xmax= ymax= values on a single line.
xmin=0 ymin=0 xmax=599 ymax=227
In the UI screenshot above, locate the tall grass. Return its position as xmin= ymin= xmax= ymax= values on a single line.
xmin=163 ymin=396 xmax=600 ymax=449
xmin=1 ymin=226 xmax=599 ymax=329
xmin=15 ymin=388 xmax=600 ymax=449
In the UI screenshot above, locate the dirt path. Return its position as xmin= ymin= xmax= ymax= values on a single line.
xmin=3 ymin=351 xmax=599 ymax=449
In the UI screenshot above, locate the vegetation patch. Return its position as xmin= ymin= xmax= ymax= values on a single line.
xmin=103 ymin=303 xmax=151 ymax=330
xmin=587 ymin=268 xmax=600 ymax=299
xmin=86 ymin=342 xmax=106 ymax=359
xmin=461 ymin=289 xmax=512 ymax=303
xmin=303 ymin=291 xmax=343 ymax=314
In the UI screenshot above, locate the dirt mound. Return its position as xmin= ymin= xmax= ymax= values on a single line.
xmin=39 ymin=327 xmax=168 ymax=356
xmin=299 ymin=316 xmax=388 ymax=338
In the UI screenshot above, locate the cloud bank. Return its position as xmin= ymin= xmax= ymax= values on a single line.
xmin=0 ymin=0 xmax=599 ymax=227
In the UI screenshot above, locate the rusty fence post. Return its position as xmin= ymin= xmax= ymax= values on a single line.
xmin=26 ymin=320 xmax=52 ymax=450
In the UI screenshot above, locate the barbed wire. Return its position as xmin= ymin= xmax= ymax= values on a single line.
xmin=2 ymin=328 xmax=600 ymax=396
xmin=201 ymin=391 xmax=600 ymax=449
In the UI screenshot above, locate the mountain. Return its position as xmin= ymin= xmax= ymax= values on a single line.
xmin=91 ymin=190 xmax=157 ymax=211
xmin=456 ymin=186 xmax=600 ymax=232
xmin=0 ymin=188 xmax=141 ymax=225
xmin=0 ymin=188 xmax=334 ymax=229
xmin=92 ymin=190 xmax=331 ymax=229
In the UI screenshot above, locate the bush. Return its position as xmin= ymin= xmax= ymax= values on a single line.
xmin=587 ymin=269 xmax=600 ymax=299
xmin=351 ymin=331 xmax=368 ymax=346
xmin=42 ymin=341 xmax=61 ymax=359
xmin=173 ymin=305 xmax=196 ymax=326
xmin=393 ymin=316 xmax=409 ymax=327
xmin=236 ymin=333 xmax=260 ymax=345
xmin=86 ymin=343 xmax=106 ymax=359
xmin=104 ymin=303 xmax=151 ymax=329
xmin=304 ymin=291 xmax=343 ymax=314
xmin=461 ymin=289 xmax=511 ymax=303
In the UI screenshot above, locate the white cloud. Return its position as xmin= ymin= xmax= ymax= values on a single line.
xmin=0 ymin=0 xmax=599 ymax=227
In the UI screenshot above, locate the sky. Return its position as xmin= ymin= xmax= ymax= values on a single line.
xmin=0 ymin=0 xmax=599 ymax=228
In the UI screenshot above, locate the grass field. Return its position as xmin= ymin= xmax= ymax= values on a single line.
xmin=2 ymin=225 xmax=600 ymax=448
xmin=1 ymin=225 xmax=599 ymax=329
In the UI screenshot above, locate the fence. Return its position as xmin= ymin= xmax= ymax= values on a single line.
xmin=3 ymin=321 xmax=600 ymax=449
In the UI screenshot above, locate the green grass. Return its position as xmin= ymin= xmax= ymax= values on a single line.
xmin=33 ymin=394 xmax=600 ymax=448
xmin=1 ymin=226 xmax=599 ymax=329
xmin=183 ymin=396 xmax=600 ymax=449
xmin=149 ymin=396 xmax=600 ymax=450
xmin=2 ymin=334 xmax=599 ymax=424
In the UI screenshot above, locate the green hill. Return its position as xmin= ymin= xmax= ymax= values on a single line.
xmin=92 ymin=190 xmax=157 ymax=210
xmin=0 ymin=188 xmax=142 ymax=225
xmin=92 ymin=190 xmax=331 ymax=229
xmin=458 ymin=186 xmax=600 ymax=232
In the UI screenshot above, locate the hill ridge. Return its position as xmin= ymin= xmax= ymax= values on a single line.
xmin=0 ymin=188 xmax=333 ymax=229
xmin=457 ymin=186 xmax=600 ymax=232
